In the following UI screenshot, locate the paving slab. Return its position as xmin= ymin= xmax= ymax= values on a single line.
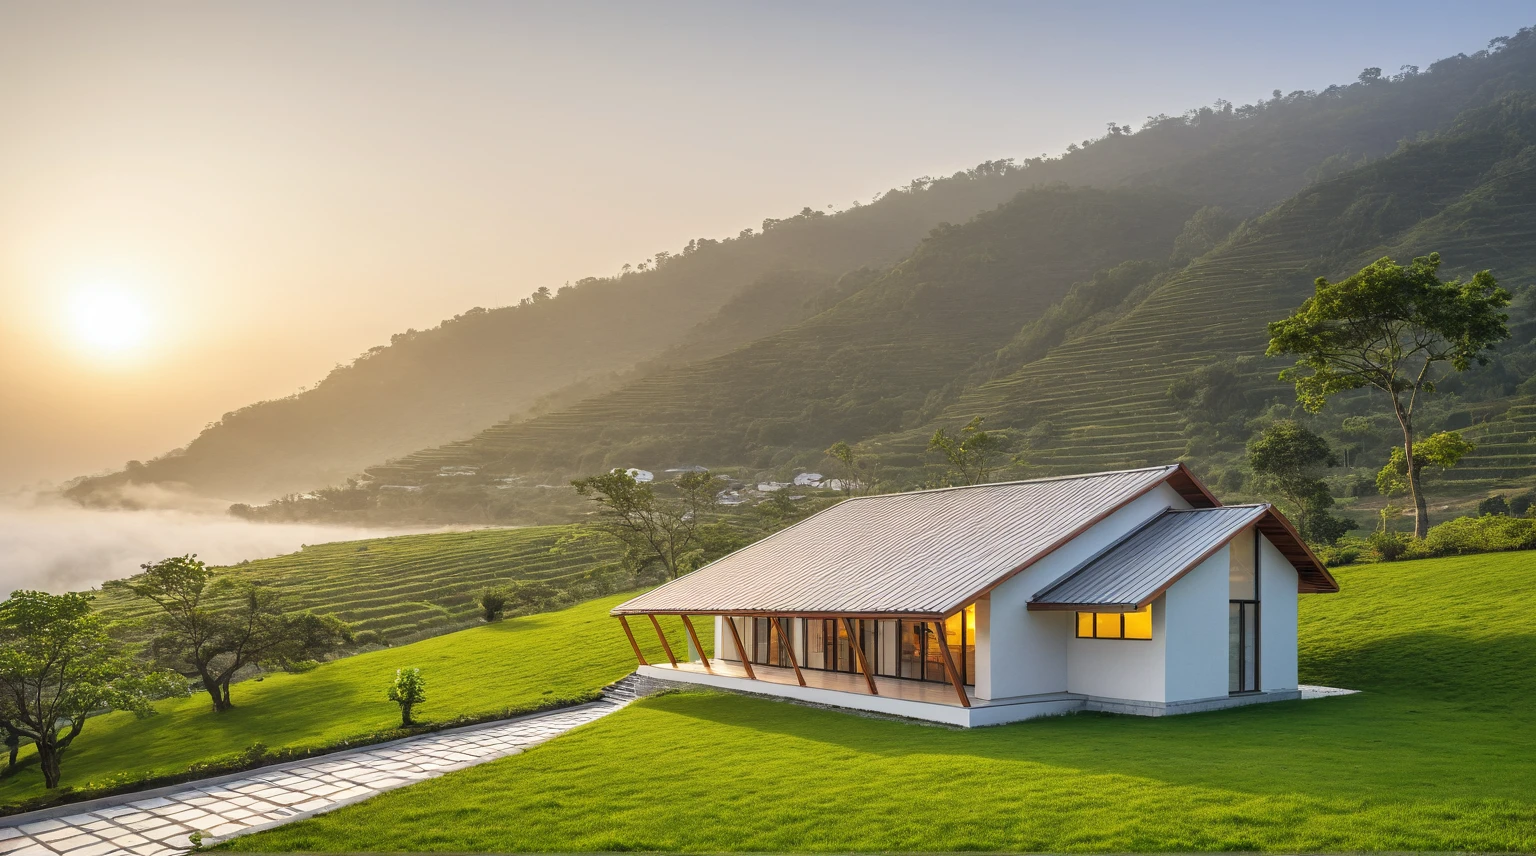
xmin=0 ymin=699 xmax=623 ymax=855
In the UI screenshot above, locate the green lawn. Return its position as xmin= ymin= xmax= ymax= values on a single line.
xmin=227 ymin=551 xmax=1536 ymax=853
xmin=0 ymin=592 xmax=679 ymax=806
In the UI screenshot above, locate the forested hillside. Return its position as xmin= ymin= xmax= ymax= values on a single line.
xmin=898 ymin=92 xmax=1536 ymax=500
xmin=75 ymin=27 xmax=1536 ymax=519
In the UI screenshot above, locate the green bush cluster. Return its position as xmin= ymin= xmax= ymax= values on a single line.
xmin=1324 ymin=512 xmax=1536 ymax=565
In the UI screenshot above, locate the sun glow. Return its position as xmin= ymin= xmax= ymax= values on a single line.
xmin=65 ymin=286 xmax=154 ymax=360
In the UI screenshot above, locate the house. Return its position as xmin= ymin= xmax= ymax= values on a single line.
xmin=792 ymin=472 xmax=824 ymax=486
xmin=756 ymin=481 xmax=791 ymax=492
xmin=618 ymin=467 xmax=654 ymax=483
xmin=610 ymin=464 xmax=1338 ymax=727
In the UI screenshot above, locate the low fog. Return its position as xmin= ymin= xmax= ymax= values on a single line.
xmin=0 ymin=494 xmax=417 ymax=595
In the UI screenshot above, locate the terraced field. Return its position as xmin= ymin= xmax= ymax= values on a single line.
xmin=97 ymin=526 xmax=619 ymax=644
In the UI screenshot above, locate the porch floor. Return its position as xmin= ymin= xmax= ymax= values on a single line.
xmin=653 ymin=659 xmax=1038 ymax=707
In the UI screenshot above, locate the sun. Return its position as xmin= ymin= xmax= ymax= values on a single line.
xmin=66 ymin=286 xmax=154 ymax=359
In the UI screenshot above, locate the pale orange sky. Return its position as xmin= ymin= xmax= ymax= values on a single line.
xmin=1 ymin=1 xmax=1527 ymax=488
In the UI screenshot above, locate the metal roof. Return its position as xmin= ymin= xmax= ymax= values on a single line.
xmin=1029 ymin=505 xmax=1271 ymax=610
xmin=611 ymin=464 xmax=1192 ymax=618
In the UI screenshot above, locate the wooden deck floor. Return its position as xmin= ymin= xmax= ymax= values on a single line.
xmin=656 ymin=659 xmax=971 ymax=706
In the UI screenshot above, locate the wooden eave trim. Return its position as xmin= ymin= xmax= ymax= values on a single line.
xmin=1254 ymin=512 xmax=1339 ymax=593
xmin=611 ymin=609 xmax=948 ymax=621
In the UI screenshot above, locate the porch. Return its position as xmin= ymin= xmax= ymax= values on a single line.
xmin=635 ymin=659 xmax=1085 ymax=727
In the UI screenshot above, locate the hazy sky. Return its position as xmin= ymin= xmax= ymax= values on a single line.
xmin=0 ymin=1 xmax=1530 ymax=488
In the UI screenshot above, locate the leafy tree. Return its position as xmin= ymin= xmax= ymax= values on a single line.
xmin=1267 ymin=253 xmax=1509 ymax=536
xmin=824 ymin=441 xmax=877 ymax=496
xmin=386 ymin=667 xmax=426 ymax=727
xmin=114 ymin=555 xmax=352 ymax=712
xmin=1510 ymin=489 xmax=1536 ymax=517
xmin=571 ymin=469 xmax=721 ymax=580
xmin=479 ymin=589 xmax=507 ymax=622
xmin=1479 ymin=494 xmax=1510 ymax=516
xmin=1375 ymin=430 xmax=1476 ymax=502
xmin=928 ymin=417 xmax=1008 ymax=486
xmin=1247 ymin=420 xmax=1351 ymax=544
xmin=0 ymin=591 xmax=183 ymax=788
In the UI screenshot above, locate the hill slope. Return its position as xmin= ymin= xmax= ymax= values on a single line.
xmin=903 ymin=92 xmax=1536 ymax=495
xmin=365 ymin=185 xmax=1200 ymax=480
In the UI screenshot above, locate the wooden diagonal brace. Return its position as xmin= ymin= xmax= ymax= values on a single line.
xmin=843 ymin=617 xmax=878 ymax=695
xmin=933 ymin=620 xmax=971 ymax=708
xmin=617 ymin=615 xmax=647 ymax=666
xmin=648 ymin=614 xmax=678 ymax=667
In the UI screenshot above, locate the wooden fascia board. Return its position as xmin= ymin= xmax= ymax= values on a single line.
xmin=611 ymin=609 xmax=948 ymax=621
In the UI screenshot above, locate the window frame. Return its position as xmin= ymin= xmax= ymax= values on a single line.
xmin=1074 ymin=604 xmax=1153 ymax=641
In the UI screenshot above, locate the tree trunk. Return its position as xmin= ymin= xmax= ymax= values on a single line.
xmin=36 ymin=743 xmax=61 ymax=789
xmin=1396 ymin=407 xmax=1429 ymax=539
xmin=6 ymin=742 xmax=17 ymax=773
xmin=400 ymin=702 xmax=414 ymax=727
xmin=1408 ymin=454 xmax=1430 ymax=538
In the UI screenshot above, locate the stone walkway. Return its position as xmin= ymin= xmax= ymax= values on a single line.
xmin=0 ymin=700 xmax=625 ymax=856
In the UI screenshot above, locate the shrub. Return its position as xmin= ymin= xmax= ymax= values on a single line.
xmin=1368 ymin=529 xmax=1411 ymax=561
xmin=1315 ymin=543 xmax=1362 ymax=566
xmin=479 ymin=589 xmax=507 ymax=622
xmin=1478 ymin=494 xmax=1510 ymax=516
xmin=387 ymin=667 xmax=427 ymax=727
xmin=1406 ymin=514 xmax=1536 ymax=558
xmin=1510 ymin=489 xmax=1536 ymax=517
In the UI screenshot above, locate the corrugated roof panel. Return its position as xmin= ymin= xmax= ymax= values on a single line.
xmin=1029 ymin=505 xmax=1270 ymax=608
xmin=612 ymin=465 xmax=1181 ymax=617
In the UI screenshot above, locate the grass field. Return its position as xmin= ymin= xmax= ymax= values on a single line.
xmin=94 ymin=525 xmax=618 ymax=644
xmin=0 ymin=592 xmax=680 ymax=807
xmin=227 ymin=551 xmax=1536 ymax=853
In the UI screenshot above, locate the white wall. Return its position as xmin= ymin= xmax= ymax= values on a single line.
xmin=980 ymin=482 xmax=1191 ymax=699
xmin=1259 ymin=535 xmax=1299 ymax=691
xmin=1066 ymin=597 xmax=1166 ymax=700
xmin=1162 ymin=544 xmax=1232 ymax=702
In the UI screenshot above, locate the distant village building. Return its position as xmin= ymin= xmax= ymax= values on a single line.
xmin=618 ymin=468 xmax=654 ymax=483
xmin=378 ymin=484 xmax=423 ymax=493
xmin=611 ymin=464 xmax=1338 ymax=727
xmin=666 ymin=465 xmax=710 ymax=474
xmin=792 ymin=472 xmax=824 ymax=486
xmin=756 ymin=481 xmax=791 ymax=492
xmin=715 ymin=489 xmax=747 ymax=506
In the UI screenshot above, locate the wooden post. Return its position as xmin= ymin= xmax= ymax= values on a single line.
xmin=680 ymin=615 xmax=711 ymax=670
xmin=768 ymin=617 xmax=806 ymax=686
xmin=842 ymin=617 xmax=879 ymax=695
xmin=932 ymin=619 xmax=971 ymax=708
xmin=648 ymin=614 xmax=678 ymax=667
xmin=723 ymin=615 xmax=756 ymax=680
xmin=617 ymin=615 xmax=648 ymax=666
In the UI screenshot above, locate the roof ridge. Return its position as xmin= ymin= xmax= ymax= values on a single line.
xmin=838 ymin=464 xmax=1179 ymax=502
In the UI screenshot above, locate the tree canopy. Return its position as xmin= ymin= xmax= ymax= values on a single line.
xmin=1267 ymin=253 xmax=1508 ymax=536
xmin=114 ymin=555 xmax=352 ymax=712
xmin=0 ymin=591 xmax=183 ymax=788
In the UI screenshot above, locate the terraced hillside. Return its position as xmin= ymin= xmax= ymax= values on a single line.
xmin=366 ymin=186 xmax=1200 ymax=480
xmin=96 ymin=526 xmax=620 ymax=644
xmin=900 ymin=93 xmax=1536 ymax=488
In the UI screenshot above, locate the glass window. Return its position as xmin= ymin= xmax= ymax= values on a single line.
xmin=1076 ymin=605 xmax=1153 ymax=640
xmin=1230 ymin=527 xmax=1257 ymax=600
xmin=804 ymin=619 xmax=827 ymax=670
xmin=1122 ymin=606 xmax=1152 ymax=639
